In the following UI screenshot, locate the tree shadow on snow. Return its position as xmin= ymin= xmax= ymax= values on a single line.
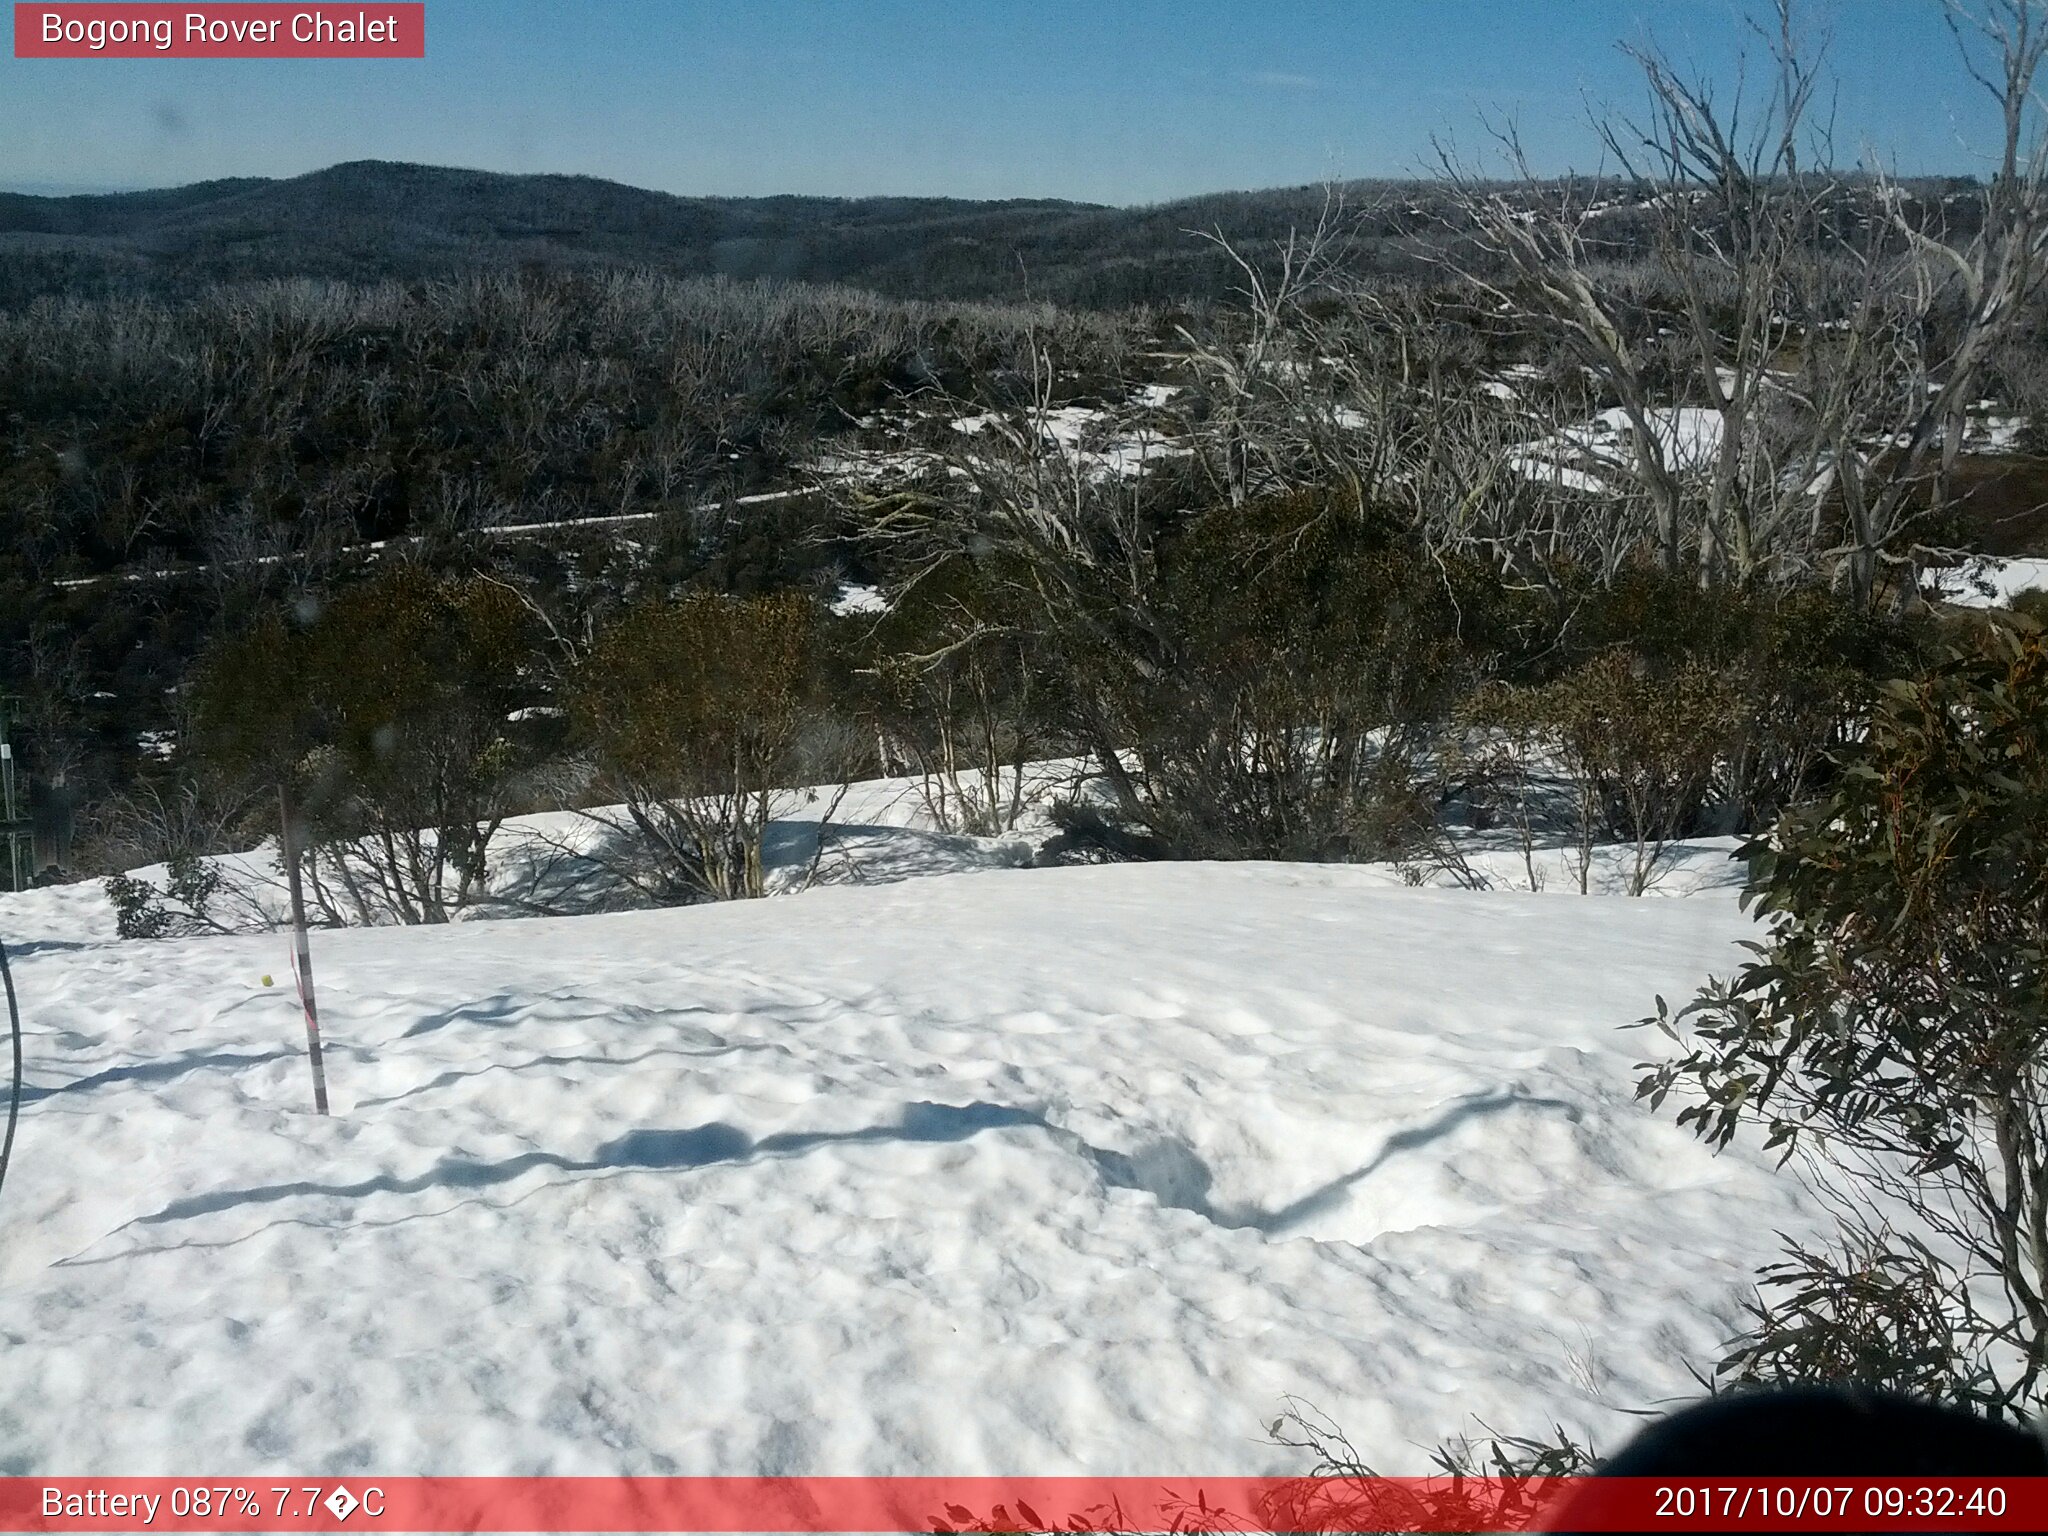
xmin=120 ymin=1091 xmax=1581 ymax=1246
xmin=18 ymin=1043 xmax=372 ymax=1105
xmin=129 ymin=1100 xmax=1050 ymax=1227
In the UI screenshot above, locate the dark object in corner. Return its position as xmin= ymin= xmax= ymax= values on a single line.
xmin=1542 ymin=1387 xmax=2046 ymax=1533
xmin=1598 ymin=1386 xmax=2045 ymax=1476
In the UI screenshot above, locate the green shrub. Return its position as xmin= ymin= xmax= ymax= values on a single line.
xmin=105 ymin=852 xmax=228 ymax=940
xmin=1640 ymin=625 xmax=2048 ymax=1418
xmin=1053 ymin=490 xmax=1484 ymax=862
xmin=1468 ymin=649 xmax=1741 ymax=893
xmin=855 ymin=553 xmax=1042 ymax=835
xmin=191 ymin=567 xmax=544 ymax=924
xmin=2009 ymin=587 xmax=2048 ymax=626
xmin=572 ymin=590 xmax=829 ymax=900
xmin=1565 ymin=570 xmax=1915 ymax=827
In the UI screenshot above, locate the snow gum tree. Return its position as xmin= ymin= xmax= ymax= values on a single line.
xmin=1640 ymin=620 xmax=2048 ymax=1415
xmin=1443 ymin=0 xmax=2048 ymax=604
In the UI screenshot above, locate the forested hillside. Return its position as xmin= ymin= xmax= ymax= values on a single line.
xmin=0 ymin=159 xmax=1775 ymax=309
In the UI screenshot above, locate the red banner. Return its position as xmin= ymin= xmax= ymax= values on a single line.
xmin=13 ymin=5 xmax=423 ymax=58
xmin=1 ymin=1476 xmax=2045 ymax=1533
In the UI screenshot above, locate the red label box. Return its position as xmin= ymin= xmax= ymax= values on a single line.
xmin=4 ymin=1476 xmax=2048 ymax=1534
xmin=13 ymin=4 xmax=424 ymax=58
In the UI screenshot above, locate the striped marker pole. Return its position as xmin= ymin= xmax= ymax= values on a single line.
xmin=276 ymin=785 xmax=329 ymax=1116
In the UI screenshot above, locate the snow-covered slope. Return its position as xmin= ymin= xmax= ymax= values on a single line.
xmin=1926 ymin=554 xmax=2048 ymax=609
xmin=0 ymin=860 xmax=1825 ymax=1476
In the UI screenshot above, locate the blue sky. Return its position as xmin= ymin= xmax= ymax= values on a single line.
xmin=0 ymin=1 xmax=2021 ymax=204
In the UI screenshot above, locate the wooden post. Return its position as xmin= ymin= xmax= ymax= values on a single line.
xmin=278 ymin=785 xmax=330 ymax=1115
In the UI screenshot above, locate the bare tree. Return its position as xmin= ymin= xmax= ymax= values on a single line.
xmin=855 ymin=343 xmax=1174 ymax=829
xmin=1827 ymin=1 xmax=2048 ymax=606
xmin=1438 ymin=0 xmax=2048 ymax=604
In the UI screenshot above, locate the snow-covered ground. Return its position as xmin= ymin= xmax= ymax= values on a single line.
xmin=814 ymin=388 xmax=1190 ymax=492
xmin=1508 ymin=398 xmax=2033 ymax=501
xmin=829 ymin=581 xmax=891 ymax=617
xmin=0 ymin=828 xmax=1833 ymax=1477
xmin=1926 ymin=554 xmax=2048 ymax=608
xmin=1510 ymin=406 xmax=1724 ymax=496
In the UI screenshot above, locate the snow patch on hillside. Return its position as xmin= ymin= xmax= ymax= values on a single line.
xmin=1511 ymin=407 xmax=1725 ymax=496
xmin=1927 ymin=555 xmax=2048 ymax=608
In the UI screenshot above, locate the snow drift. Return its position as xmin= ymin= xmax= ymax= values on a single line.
xmin=0 ymin=858 xmax=1828 ymax=1476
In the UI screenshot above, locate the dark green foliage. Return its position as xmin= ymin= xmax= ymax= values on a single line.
xmin=1259 ymin=1397 xmax=1596 ymax=1533
xmin=1716 ymin=1232 xmax=2005 ymax=1408
xmin=571 ymin=591 xmax=831 ymax=901
xmin=855 ymin=554 xmax=1042 ymax=834
xmin=646 ymin=494 xmax=854 ymax=599
xmin=308 ymin=569 xmax=538 ymax=856
xmin=1049 ymin=489 xmax=1486 ymax=862
xmin=1459 ymin=573 xmax=1925 ymax=887
xmin=191 ymin=566 xmax=545 ymax=923
xmin=1565 ymin=570 xmax=1920 ymax=826
xmin=574 ymin=591 xmax=822 ymax=791
xmin=105 ymin=852 xmax=227 ymax=940
xmin=186 ymin=609 xmax=316 ymax=792
xmin=2011 ymin=587 xmax=2048 ymax=626
xmin=1468 ymin=649 xmax=1742 ymax=893
xmin=1639 ymin=625 xmax=2048 ymax=1416
xmin=1642 ymin=625 xmax=2048 ymax=1154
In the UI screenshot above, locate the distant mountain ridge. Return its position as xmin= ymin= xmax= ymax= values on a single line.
xmin=4 ymin=158 xmax=1982 ymax=311
xmin=0 ymin=159 xmax=1445 ymax=309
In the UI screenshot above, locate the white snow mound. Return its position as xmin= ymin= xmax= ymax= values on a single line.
xmin=0 ymin=860 xmax=1826 ymax=1475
